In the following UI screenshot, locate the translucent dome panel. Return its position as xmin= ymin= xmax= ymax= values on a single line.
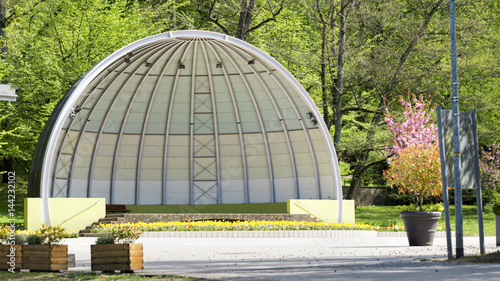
xmin=29 ymin=31 xmax=342 ymax=206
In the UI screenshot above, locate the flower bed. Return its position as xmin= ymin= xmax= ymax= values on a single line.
xmin=92 ymin=221 xmax=387 ymax=233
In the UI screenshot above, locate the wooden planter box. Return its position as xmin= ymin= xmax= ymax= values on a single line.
xmin=22 ymin=244 xmax=68 ymax=271
xmin=0 ymin=244 xmax=22 ymax=270
xmin=91 ymin=243 xmax=143 ymax=272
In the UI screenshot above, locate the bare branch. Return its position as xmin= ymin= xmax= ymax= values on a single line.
xmin=209 ymin=0 xmax=217 ymax=18
xmin=245 ymin=0 xmax=284 ymax=35
xmin=342 ymin=107 xmax=384 ymax=115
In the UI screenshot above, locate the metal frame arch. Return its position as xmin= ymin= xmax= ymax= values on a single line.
xmin=200 ymin=40 xmax=222 ymax=204
xmin=197 ymin=31 xmax=343 ymax=219
xmin=163 ymin=40 xmax=195 ymax=204
xmin=169 ymin=31 xmax=342 ymax=205
xmin=36 ymin=30 xmax=342 ymax=225
xmin=189 ymin=40 xmax=198 ymax=204
xmin=38 ymin=34 xmax=178 ymax=224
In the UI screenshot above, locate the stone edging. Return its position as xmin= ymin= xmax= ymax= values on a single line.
xmin=140 ymin=230 xmax=449 ymax=238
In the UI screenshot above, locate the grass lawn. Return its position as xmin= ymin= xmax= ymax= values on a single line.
xmin=1 ymin=204 xmax=495 ymax=236
xmin=356 ymin=204 xmax=497 ymax=236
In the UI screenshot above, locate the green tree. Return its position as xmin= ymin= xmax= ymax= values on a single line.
xmin=193 ymin=0 xmax=286 ymax=41
xmin=0 ymin=0 xmax=162 ymax=175
xmin=453 ymin=1 xmax=500 ymax=146
xmin=339 ymin=0 xmax=449 ymax=199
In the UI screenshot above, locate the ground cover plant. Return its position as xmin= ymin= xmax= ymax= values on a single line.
xmin=0 ymin=272 xmax=201 ymax=280
xmin=92 ymin=221 xmax=374 ymax=233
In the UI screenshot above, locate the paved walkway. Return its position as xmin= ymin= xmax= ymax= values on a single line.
xmin=65 ymin=233 xmax=500 ymax=280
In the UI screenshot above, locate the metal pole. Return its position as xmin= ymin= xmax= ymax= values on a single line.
xmin=449 ymin=0 xmax=464 ymax=258
xmin=471 ymin=109 xmax=485 ymax=254
xmin=437 ymin=106 xmax=453 ymax=260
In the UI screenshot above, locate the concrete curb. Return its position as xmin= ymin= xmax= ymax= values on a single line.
xmin=377 ymin=231 xmax=453 ymax=238
xmin=141 ymin=230 xmax=453 ymax=238
xmin=141 ymin=230 xmax=378 ymax=238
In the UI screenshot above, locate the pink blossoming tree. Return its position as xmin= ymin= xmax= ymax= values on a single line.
xmin=384 ymin=93 xmax=442 ymax=211
xmin=479 ymin=142 xmax=500 ymax=204
xmin=384 ymin=94 xmax=438 ymax=158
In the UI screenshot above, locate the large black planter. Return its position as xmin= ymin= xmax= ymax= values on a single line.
xmin=400 ymin=211 xmax=442 ymax=246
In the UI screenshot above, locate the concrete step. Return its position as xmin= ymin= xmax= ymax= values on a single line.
xmin=78 ymin=213 xmax=125 ymax=236
xmin=105 ymin=213 xmax=126 ymax=218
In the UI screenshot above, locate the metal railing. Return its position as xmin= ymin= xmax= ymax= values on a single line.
xmin=59 ymin=200 xmax=101 ymax=226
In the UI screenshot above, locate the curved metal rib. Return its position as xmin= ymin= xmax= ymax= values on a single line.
xmin=213 ymin=42 xmax=276 ymax=203
xmin=205 ymin=42 xmax=249 ymax=203
xmin=88 ymin=43 xmax=166 ymax=203
xmin=136 ymin=42 xmax=185 ymax=204
xmin=217 ymin=42 xmax=299 ymax=199
xmin=248 ymin=53 xmax=322 ymax=199
xmin=163 ymin=40 xmax=194 ymax=204
xmin=54 ymin=42 xmax=165 ymax=198
xmin=189 ymin=41 xmax=198 ymax=204
xmin=110 ymin=42 xmax=174 ymax=205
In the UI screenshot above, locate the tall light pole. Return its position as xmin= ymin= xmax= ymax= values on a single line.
xmin=449 ymin=0 xmax=463 ymax=258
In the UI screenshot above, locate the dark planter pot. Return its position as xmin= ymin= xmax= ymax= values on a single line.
xmin=400 ymin=211 xmax=442 ymax=246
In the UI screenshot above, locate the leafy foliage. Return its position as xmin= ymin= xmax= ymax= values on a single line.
xmin=480 ymin=142 xmax=500 ymax=204
xmin=0 ymin=0 xmax=499 ymax=205
xmin=110 ymin=223 xmax=143 ymax=244
xmin=384 ymin=145 xmax=442 ymax=211
xmin=479 ymin=142 xmax=500 ymax=192
xmin=397 ymin=203 xmax=444 ymax=213
xmin=95 ymin=233 xmax=115 ymax=245
xmin=0 ymin=0 xmax=162 ymax=171
xmin=383 ymin=94 xmax=442 ymax=211
xmin=26 ymin=234 xmax=42 ymax=245
xmin=35 ymin=223 xmax=70 ymax=245
xmin=384 ymin=94 xmax=438 ymax=157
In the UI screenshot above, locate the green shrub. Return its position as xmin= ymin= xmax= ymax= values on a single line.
xmin=26 ymin=234 xmax=42 ymax=245
xmin=14 ymin=233 xmax=26 ymax=244
xmin=111 ymin=224 xmax=142 ymax=244
xmin=398 ymin=203 xmax=444 ymax=212
xmin=492 ymin=202 xmax=500 ymax=216
xmin=95 ymin=234 xmax=115 ymax=244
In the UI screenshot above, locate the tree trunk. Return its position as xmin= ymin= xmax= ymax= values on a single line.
xmin=333 ymin=0 xmax=347 ymax=146
xmin=0 ymin=0 xmax=7 ymax=59
xmin=345 ymin=114 xmax=383 ymax=200
xmin=345 ymin=162 xmax=364 ymax=200
xmin=237 ymin=0 xmax=255 ymax=41
xmin=2 ymin=158 xmax=13 ymax=183
xmin=321 ymin=23 xmax=329 ymax=129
